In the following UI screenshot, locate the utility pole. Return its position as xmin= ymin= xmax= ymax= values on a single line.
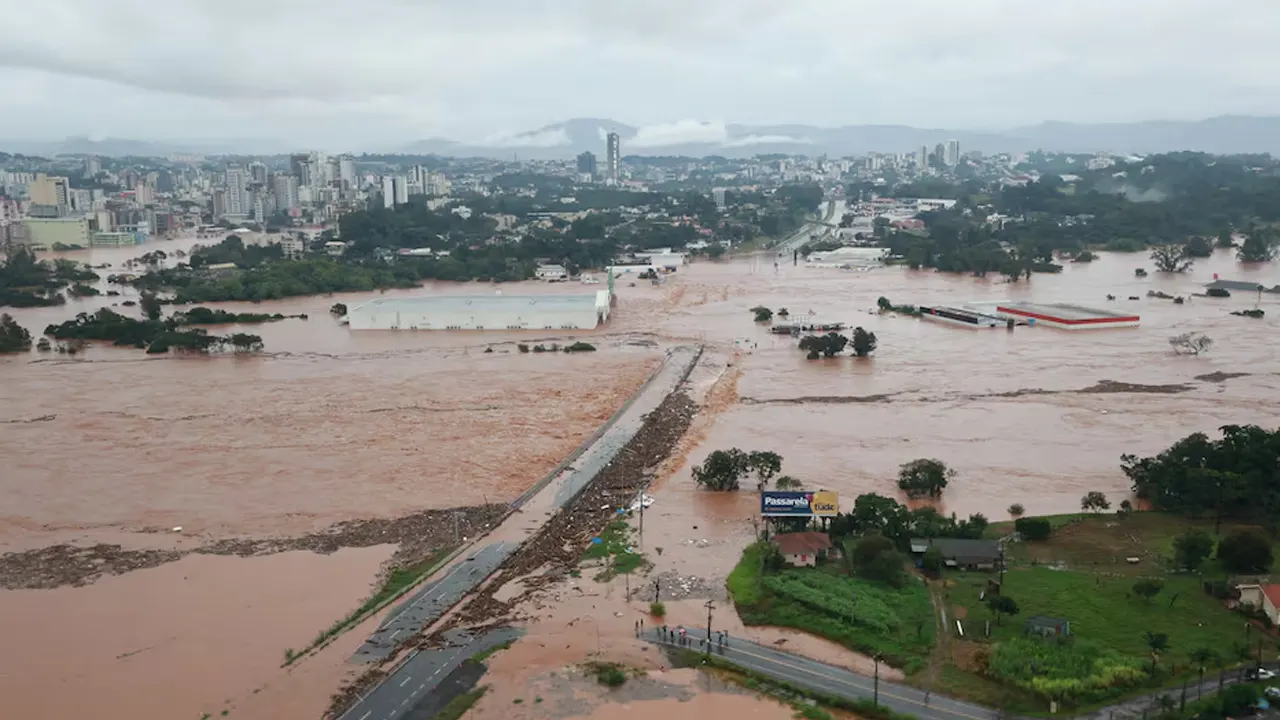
xmin=704 ymin=600 xmax=715 ymax=657
xmin=638 ymin=490 xmax=644 ymax=547
xmin=873 ymin=653 xmax=882 ymax=706
xmin=453 ymin=511 xmax=461 ymax=544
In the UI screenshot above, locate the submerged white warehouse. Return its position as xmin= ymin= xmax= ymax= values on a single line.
xmin=347 ymin=290 xmax=612 ymax=330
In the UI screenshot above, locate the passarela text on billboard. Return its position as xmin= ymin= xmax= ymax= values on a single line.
xmin=760 ymin=490 xmax=839 ymax=517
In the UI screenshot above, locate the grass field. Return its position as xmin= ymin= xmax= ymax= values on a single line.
xmin=935 ymin=512 xmax=1267 ymax=710
xmin=727 ymin=542 xmax=935 ymax=668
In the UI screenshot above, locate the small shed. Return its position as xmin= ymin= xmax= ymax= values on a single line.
xmin=1024 ymin=615 xmax=1071 ymax=637
xmin=772 ymin=531 xmax=833 ymax=567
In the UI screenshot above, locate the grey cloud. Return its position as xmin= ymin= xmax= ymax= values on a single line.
xmin=4 ymin=0 xmax=1280 ymax=145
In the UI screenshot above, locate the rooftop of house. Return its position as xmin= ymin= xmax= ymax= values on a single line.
xmin=909 ymin=537 xmax=1001 ymax=561
xmin=772 ymin=531 xmax=832 ymax=556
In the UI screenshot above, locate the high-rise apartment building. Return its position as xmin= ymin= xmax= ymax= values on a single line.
xmin=223 ymin=163 xmax=249 ymax=217
xmin=249 ymin=161 xmax=268 ymax=185
xmin=917 ymin=146 xmax=928 ymax=170
xmin=382 ymin=176 xmax=408 ymax=208
xmin=944 ymin=139 xmax=961 ymax=167
xmin=272 ymin=173 xmax=300 ymax=211
xmin=576 ymin=151 xmax=597 ymax=179
xmin=83 ymin=156 xmax=101 ymax=178
xmin=606 ymin=133 xmax=621 ymax=184
xmin=338 ymin=156 xmax=356 ymax=188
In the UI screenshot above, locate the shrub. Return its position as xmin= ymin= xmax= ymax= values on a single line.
xmin=517 ymin=343 xmax=530 ymax=353
xmin=988 ymin=637 xmax=1145 ymax=703
xmin=593 ymin=663 xmax=627 ymax=687
xmin=564 ymin=341 xmax=596 ymax=352
xmin=1015 ymin=517 xmax=1052 ymax=541
xmin=649 ymin=601 xmax=666 ymax=617
xmin=1218 ymin=529 xmax=1273 ymax=573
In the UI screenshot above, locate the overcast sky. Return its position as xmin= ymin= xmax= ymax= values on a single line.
xmin=4 ymin=0 xmax=1280 ymax=150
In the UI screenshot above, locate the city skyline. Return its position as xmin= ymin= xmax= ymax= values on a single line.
xmin=5 ymin=0 xmax=1280 ymax=147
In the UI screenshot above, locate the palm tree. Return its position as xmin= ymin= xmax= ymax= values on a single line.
xmin=1189 ymin=648 xmax=1213 ymax=700
xmin=1146 ymin=631 xmax=1170 ymax=674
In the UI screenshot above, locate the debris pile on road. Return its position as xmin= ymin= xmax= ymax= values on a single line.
xmin=326 ymin=389 xmax=699 ymax=718
xmin=450 ymin=390 xmax=697 ymax=623
xmin=0 ymin=504 xmax=506 ymax=590
xmin=631 ymin=569 xmax=727 ymax=602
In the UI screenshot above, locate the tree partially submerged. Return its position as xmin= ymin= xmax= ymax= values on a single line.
xmin=1150 ymin=244 xmax=1193 ymax=273
xmin=0 ymin=313 xmax=32 ymax=353
xmin=798 ymin=332 xmax=847 ymax=359
xmin=692 ymin=448 xmax=785 ymax=492
xmin=1169 ymin=332 xmax=1212 ymax=356
xmin=851 ymin=327 xmax=878 ymax=357
xmin=897 ymin=458 xmax=954 ymax=499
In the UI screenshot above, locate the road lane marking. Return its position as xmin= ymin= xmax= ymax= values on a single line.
xmin=359 ymin=712 xmax=371 ymax=720
xmin=400 ymin=676 xmax=412 ymax=687
xmin=652 ymin=637 xmax=988 ymax=720
xmin=390 ymin=630 xmax=401 ymax=640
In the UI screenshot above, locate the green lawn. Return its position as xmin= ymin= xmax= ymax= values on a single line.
xmin=581 ymin=519 xmax=646 ymax=580
xmin=943 ymin=568 xmax=1246 ymax=660
xmin=727 ymin=542 xmax=935 ymax=668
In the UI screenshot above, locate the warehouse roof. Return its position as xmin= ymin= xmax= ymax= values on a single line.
xmin=349 ymin=294 xmax=601 ymax=314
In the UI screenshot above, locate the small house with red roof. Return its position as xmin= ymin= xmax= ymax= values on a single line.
xmin=772 ymin=531 xmax=834 ymax=567
xmin=1237 ymin=584 xmax=1280 ymax=625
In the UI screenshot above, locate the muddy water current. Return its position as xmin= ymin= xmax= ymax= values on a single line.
xmin=1 ymin=241 xmax=1278 ymax=719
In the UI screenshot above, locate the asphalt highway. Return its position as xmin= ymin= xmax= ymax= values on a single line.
xmin=339 ymin=628 xmax=520 ymax=720
xmin=644 ymin=627 xmax=996 ymax=720
xmin=350 ymin=542 xmax=513 ymax=663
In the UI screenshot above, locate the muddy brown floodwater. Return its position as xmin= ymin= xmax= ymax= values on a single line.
xmin=2 ymin=242 xmax=1279 ymax=719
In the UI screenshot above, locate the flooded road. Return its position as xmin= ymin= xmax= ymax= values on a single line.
xmin=2 ymin=240 xmax=1278 ymax=719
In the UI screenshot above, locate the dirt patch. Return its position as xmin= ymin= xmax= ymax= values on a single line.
xmin=952 ymin=605 xmax=968 ymax=620
xmin=951 ymin=640 xmax=988 ymax=673
xmin=0 ymin=505 xmax=505 ymax=590
xmin=1194 ymin=371 xmax=1252 ymax=383
xmin=740 ymin=393 xmax=901 ymax=405
xmin=1073 ymin=380 xmax=1193 ymax=395
xmin=327 ymin=390 xmax=701 ymax=717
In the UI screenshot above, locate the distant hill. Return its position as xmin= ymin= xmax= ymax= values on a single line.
xmin=6 ymin=115 xmax=1280 ymax=159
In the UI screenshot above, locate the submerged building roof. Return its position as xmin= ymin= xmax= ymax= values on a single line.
xmin=350 ymin=294 xmax=602 ymax=314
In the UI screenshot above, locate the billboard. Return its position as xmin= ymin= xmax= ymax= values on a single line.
xmin=761 ymin=490 xmax=840 ymax=517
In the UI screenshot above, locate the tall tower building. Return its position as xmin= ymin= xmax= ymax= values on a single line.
xmin=272 ymin=173 xmax=300 ymax=211
xmin=224 ymin=162 xmax=248 ymax=217
xmin=338 ymin=156 xmax=356 ymax=188
xmin=606 ymin=133 xmax=621 ymax=184
xmin=576 ymin=151 xmax=597 ymax=179
xmin=249 ymin=161 xmax=268 ymax=185
xmin=917 ymin=146 xmax=928 ymax=170
xmin=944 ymin=139 xmax=961 ymax=167
xmin=29 ymin=174 xmax=70 ymax=214
xmin=382 ymin=176 xmax=408 ymax=208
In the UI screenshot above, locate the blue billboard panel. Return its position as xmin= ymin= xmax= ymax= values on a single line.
xmin=762 ymin=491 xmax=813 ymax=517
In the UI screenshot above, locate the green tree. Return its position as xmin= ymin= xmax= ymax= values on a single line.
xmin=1007 ymin=503 xmax=1025 ymax=518
xmin=850 ymin=534 xmax=905 ymax=587
xmin=897 ymin=458 xmax=954 ymax=499
xmin=1080 ymin=491 xmax=1111 ymax=514
xmin=775 ymin=475 xmax=803 ymax=490
xmin=921 ymin=546 xmax=945 ymax=575
xmin=751 ymin=306 xmax=773 ymax=322
xmin=1217 ymin=529 xmax=1274 ymax=573
xmin=692 ymin=449 xmax=748 ymax=491
xmin=139 ymin=292 xmax=163 ymax=321
xmin=1150 ymin=244 xmax=1192 ymax=273
xmin=1188 ymin=648 xmax=1213 ymax=700
xmin=746 ymin=450 xmax=783 ymax=491
xmin=1146 ymin=631 xmax=1169 ymax=673
xmin=1220 ymin=684 xmax=1261 ymax=716
xmin=1237 ymin=231 xmax=1276 ymax=262
xmin=877 ymin=296 xmax=892 ymax=311
xmin=798 ymin=332 xmax=848 ymax=359
xmin=329 ymin=303 xmax=347 ymax=316
xmin=1185 ymin=236 xmax=1213 ymax=258
xmin=850 ymin=327 xmax=877 ymax=357
xmin=986 ymin=595 xmax=1020 ymax=625
xmin=0 ymin=313 xmax=33 ymax=353
xmin=1172 ymin=529 xmax=1214 ymax=571
xmin=1132 ymin=578 xmax=1164 ymax=602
